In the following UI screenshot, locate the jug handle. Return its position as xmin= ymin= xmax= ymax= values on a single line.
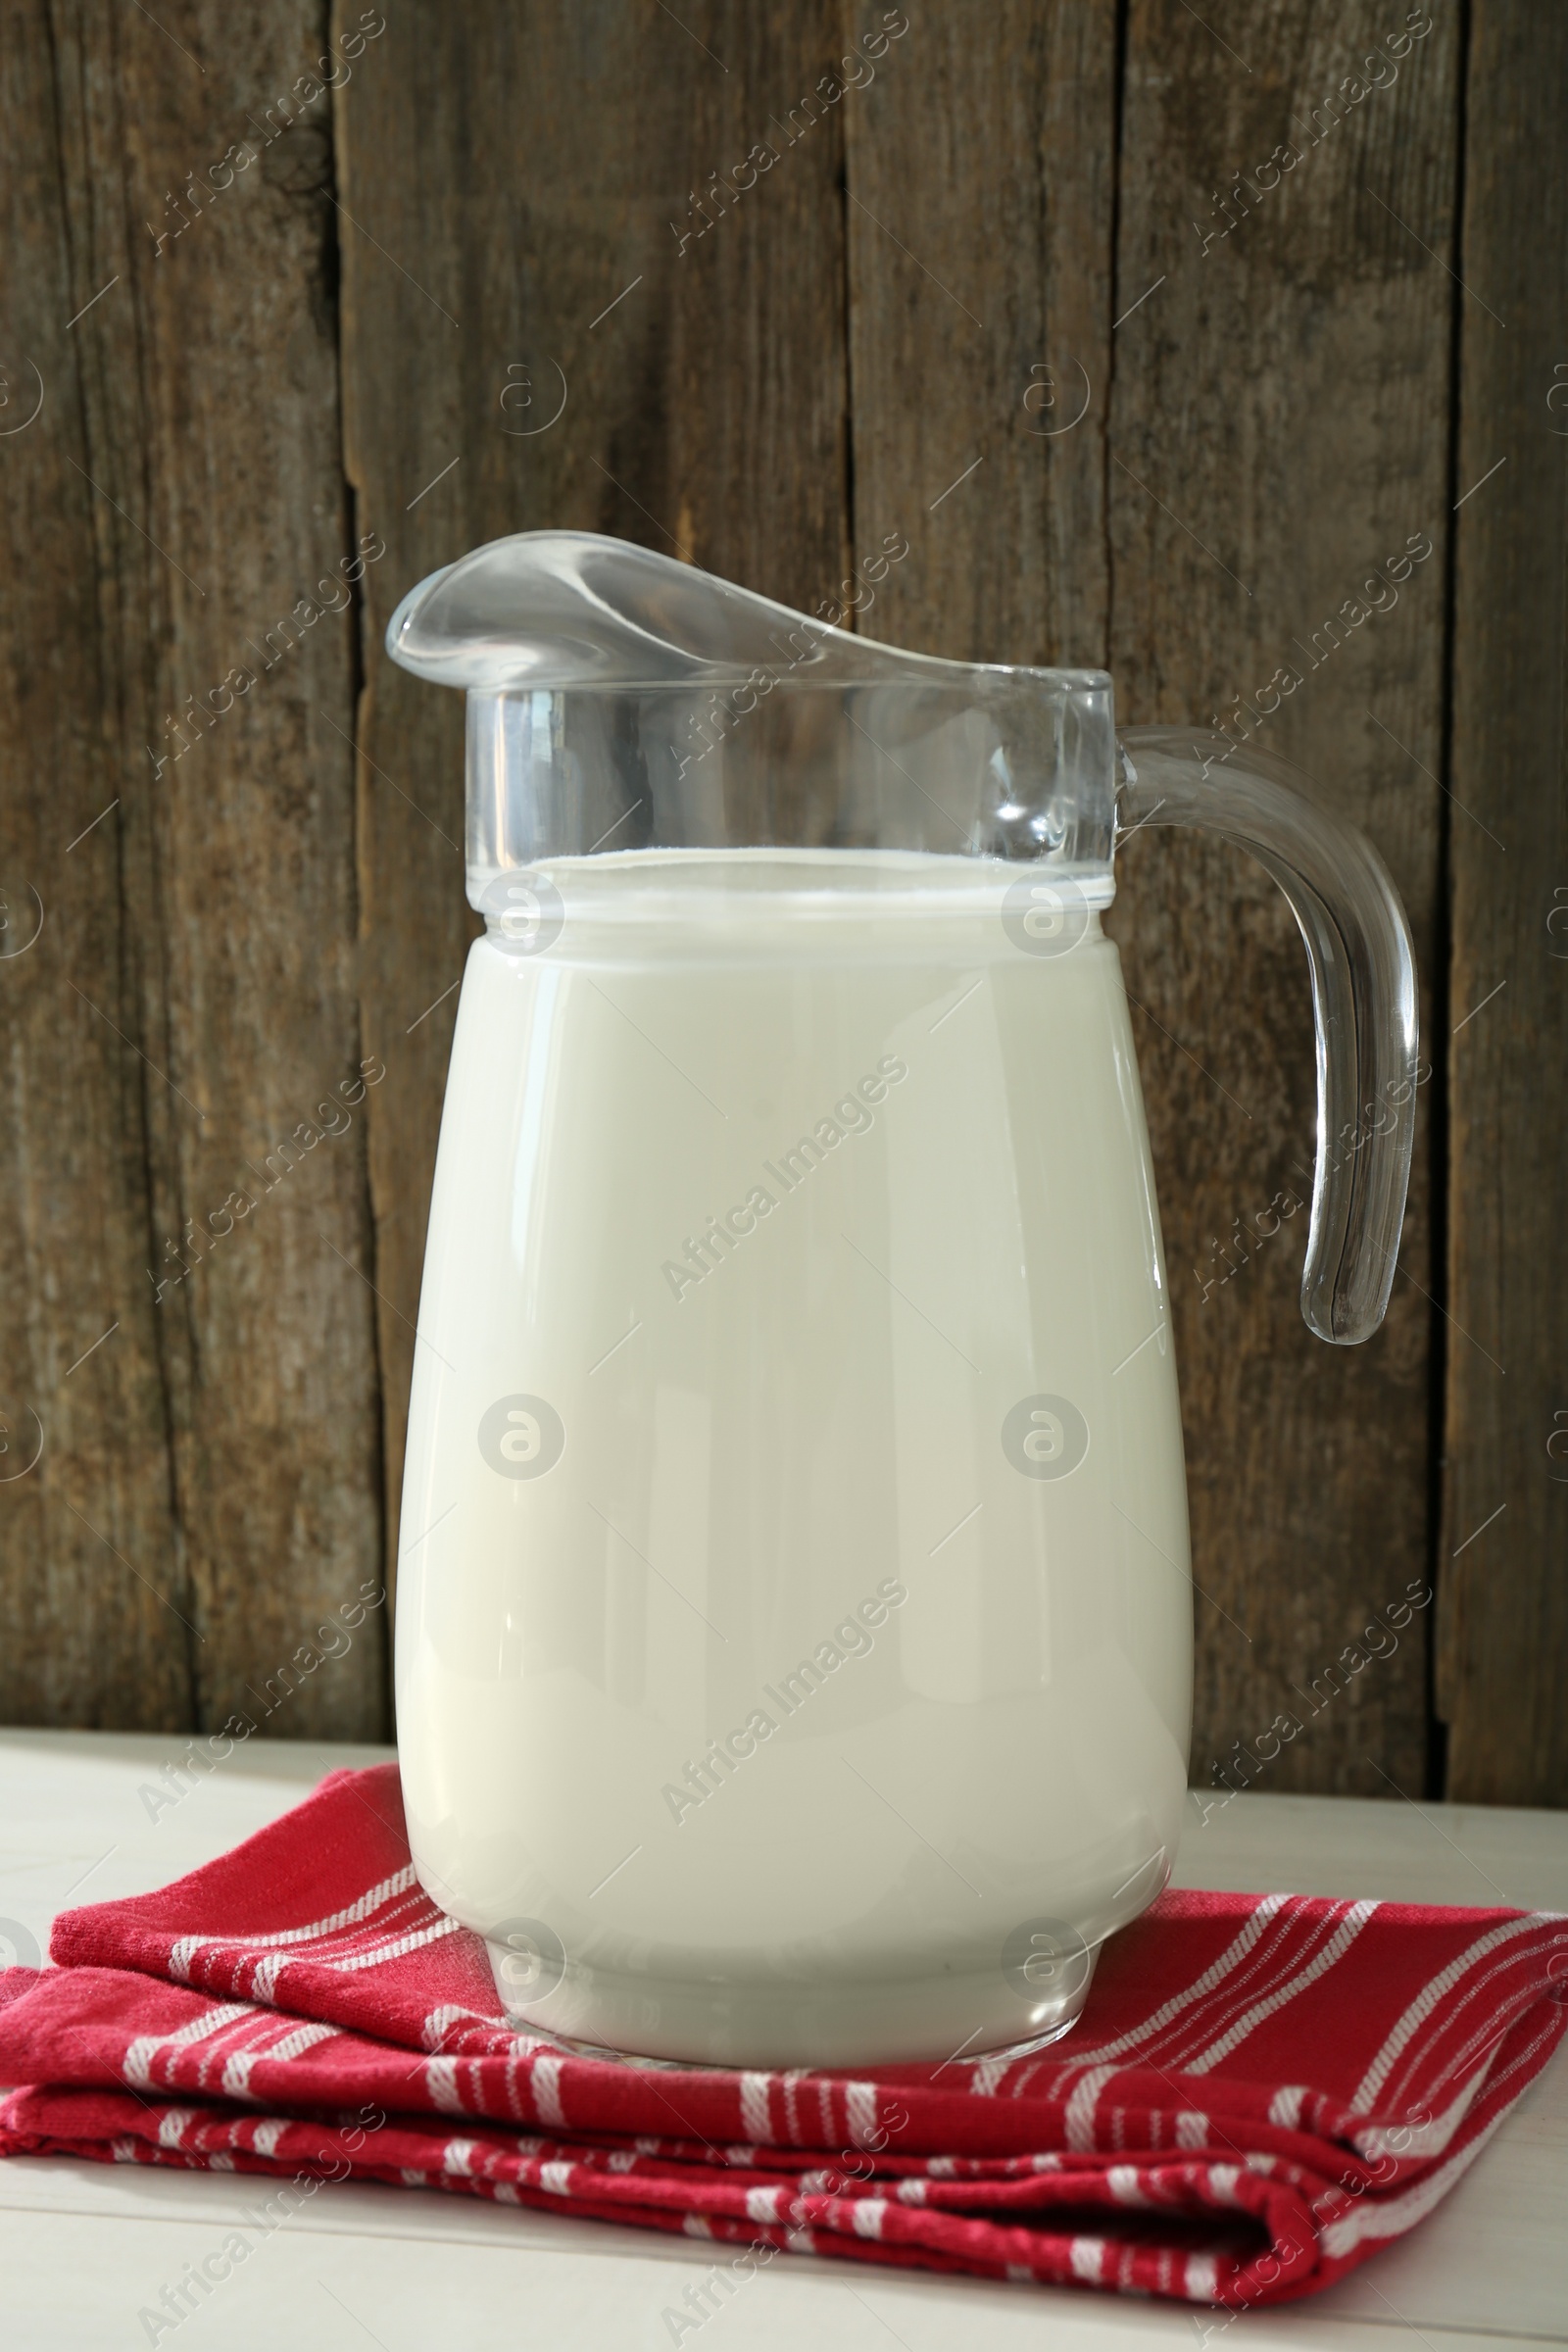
xmin=1113 ymin=728 xmax=1419 ymax=1346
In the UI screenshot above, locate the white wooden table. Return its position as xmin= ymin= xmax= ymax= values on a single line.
xmin=0 ymin=1731 xmax=1563 ymax=2350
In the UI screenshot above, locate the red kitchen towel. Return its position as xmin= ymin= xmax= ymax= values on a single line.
xmin=1 ymin=1763 xmax=1563 ymax=2309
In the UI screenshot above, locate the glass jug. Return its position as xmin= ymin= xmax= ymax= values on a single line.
xmin=385 ymin=532 xmax=1417 ymax=2069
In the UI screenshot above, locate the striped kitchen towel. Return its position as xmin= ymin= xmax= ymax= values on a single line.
xmin=1 ymin=1762 xmax=1563 ymax=2307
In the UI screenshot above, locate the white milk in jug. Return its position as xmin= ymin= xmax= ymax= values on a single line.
xmin=395 ymin=850 xmax=1192 ymax=2066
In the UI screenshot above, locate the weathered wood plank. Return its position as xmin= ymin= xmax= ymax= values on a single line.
xmin=0 ymin=1 xmax=386 ymax=1737
xmin=1106 ymin=1 xmax=1456 ymax=1795
xmin=843 ymin=5 xmax=1116 ymax=668
xmin=335 ymin=0 xmax=854 ymax=1599
xmin=0 ymin=0 xmax=187 ymax=1729
xmin=1438 ymin=4 xmax=1568 ymax=1804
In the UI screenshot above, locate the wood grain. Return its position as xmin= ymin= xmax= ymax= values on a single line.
xmin=2 ymin=0 xmax=1562 ymax=1797
xmin=1105 ymin=0 xmax=1456 ymax=1795
xmin=0 ymin=1 xmax=386 ymax=1738
xmin=0 ymin=0 xmax=187 ymax=1729
xmin=1438 ymin=4 xmax=1568 ymax=1803
xmin=335 ymin=0 xmax=854 ymax=1602
xmin=842 ymin=5 xmax=1116 ymax=669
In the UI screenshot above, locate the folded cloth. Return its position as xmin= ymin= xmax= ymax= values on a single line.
xmin=1 ymin=1764 xmax=1563 ymax=2308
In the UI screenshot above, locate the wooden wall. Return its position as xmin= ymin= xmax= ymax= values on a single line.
xmin=1 ymin=0 xmax=1562 ymax=1804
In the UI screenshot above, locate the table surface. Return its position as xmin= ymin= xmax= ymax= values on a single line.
xmin=0 ymin=1732 xmax=1563 ymax=2351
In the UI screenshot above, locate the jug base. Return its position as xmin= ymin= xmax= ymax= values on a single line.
xmin=529 ymin=2009 xmax=1093 ymax=2076
xmin=484 ymin=1939 xmax=1100 ymax=2072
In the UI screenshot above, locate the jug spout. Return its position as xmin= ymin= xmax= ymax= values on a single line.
xmin=385 ymin=530 xmax=1120 ymax=896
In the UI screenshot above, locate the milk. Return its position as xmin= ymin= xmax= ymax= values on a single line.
xmin=396 ymin=851 xmax=1192 ymax=2066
